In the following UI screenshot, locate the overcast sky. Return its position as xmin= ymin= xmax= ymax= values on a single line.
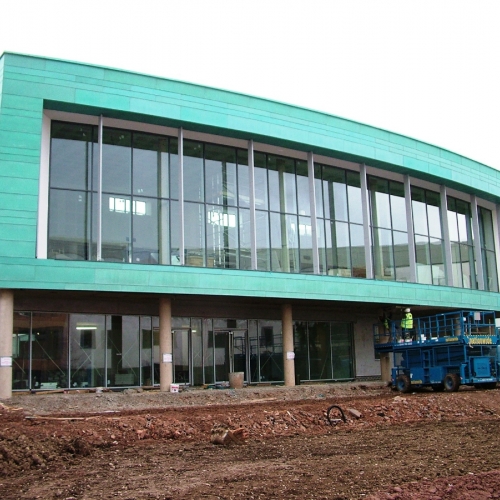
xmin=1 ymin=1 xmax=499 ymax=169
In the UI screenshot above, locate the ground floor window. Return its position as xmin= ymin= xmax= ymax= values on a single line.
xmin=294 ymin=321 xmax=354 ymax=381
xmin=12 ymin=312 xmax=354 ymax=390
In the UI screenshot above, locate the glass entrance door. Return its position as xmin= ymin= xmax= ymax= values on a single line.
xmin=214 ymin=330 xmax=247 ymax=383
xmin=172 ymin=329 xmax=190 ymax=384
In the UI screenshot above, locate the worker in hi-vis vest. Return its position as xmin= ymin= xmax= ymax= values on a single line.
xmin=401 ymin=307 xmax=413 ymax=339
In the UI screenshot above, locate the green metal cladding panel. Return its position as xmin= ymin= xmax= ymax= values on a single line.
xmin=0 ymin=52 xmax=500 ymax=311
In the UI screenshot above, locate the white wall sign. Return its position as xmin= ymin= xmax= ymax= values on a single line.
xmin=286 ymin=351 xmax=295 ymax=360
xmin=162 ymin=353 xmax=172 ymax=363
xmin=0 ymin=356 xmax=12 ymax=367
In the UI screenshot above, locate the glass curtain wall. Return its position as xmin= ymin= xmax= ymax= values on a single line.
xmin=48 ymin=122 xmax=96 ymax=260
xmin=369 ymin=177 xmax=409 ymax=281
xmin=47 ymin=120 xmax=500 ymax=290
xmin=411 ymin=187 xmax=446 ymax=285
xmin=183 ymin=140 xmax=249 ymax=269
xmin=314 ymin=164 xmax=365 ymax=277
xmin=447 ymin=197 xmax=476 ymax=289
xmin=294 ymin=321 xmax=353 ymax=382
xmin=478 ymin=207 xmax=499 ymax=292
xmin=48 ymin=121 xmax=176 ymax=265
xmin=254 ymin=153 xmax=311 ymax=273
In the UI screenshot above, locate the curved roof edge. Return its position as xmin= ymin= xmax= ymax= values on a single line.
xmin=1 ymin=52 xmax=497 ymax=198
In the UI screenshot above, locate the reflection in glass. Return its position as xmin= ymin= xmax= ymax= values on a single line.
xmin=70 ymin=314 xmax=105 ymax=388
xmin=12 ymin=312 xmax=31 ymax=390
xmin=185 ymin=202 xmax=206 ymax=266
xmin=48 ymin=189 xmax=91 ymax=260
xmin=102 ymin=129 xmax=131 ymax=195
xmin=31 ymin=313 xmax=68 ymax=389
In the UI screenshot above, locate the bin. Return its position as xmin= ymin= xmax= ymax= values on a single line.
xmin=228 ymin=372 xmax=244 ymax=389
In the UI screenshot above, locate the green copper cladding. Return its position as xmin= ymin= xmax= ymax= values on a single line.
xmin=0 ymin=52 xmax=499 ymax=310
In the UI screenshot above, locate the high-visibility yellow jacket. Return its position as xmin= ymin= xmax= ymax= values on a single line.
xmin=401 ymin=312 xmax=413 ymax=329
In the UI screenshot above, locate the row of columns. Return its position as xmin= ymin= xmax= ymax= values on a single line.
xmin=0 ymin=291 xmax=296 ymax=399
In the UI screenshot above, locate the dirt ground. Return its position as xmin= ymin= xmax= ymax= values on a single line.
xmin=2 ymin=382 xmax=500 ymax=499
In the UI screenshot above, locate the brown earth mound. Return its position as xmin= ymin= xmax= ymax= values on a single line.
xmin=1 ymin=382 xmax=500 ymax=499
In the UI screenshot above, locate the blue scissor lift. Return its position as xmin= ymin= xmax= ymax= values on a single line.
xmin=374 ymin=310 xmax=500 ymax=393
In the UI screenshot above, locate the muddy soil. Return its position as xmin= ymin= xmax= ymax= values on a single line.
xmin=1 ymin=382 xmax=500 ymax=499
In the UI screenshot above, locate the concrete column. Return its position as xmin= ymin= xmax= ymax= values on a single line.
xmin=0 ymin=290 xmax=14 ymax=400
xmin=282 ymin=303 xmax=295 ymax=386
xmin=159 ymin=297 xmax=173 ymax=392
xmin=380 ymin=353 xmax=391 ymax=383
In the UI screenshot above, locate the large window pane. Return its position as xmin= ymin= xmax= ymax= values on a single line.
xmin=373 ymin=227 xmax=394 ymax=280
xmin=102 ymin=128 xmax=131 ymax=195
xmin=350 ymin=224 xmax=366 ymax=278
xmin=296 ymin=160 xmax=310 ymax=217
xmin=268 ymin=156 xmax=296 ymax=214
xmin=239 ymin=208 xmax=252 ymax=270
xmin=346 ymin=171 xmax=362 ymax=224
xmin=50 ymin=122 xmax=93 ymax=190
xmin=183 ymin=140 xmax=204 ymax=202
xmin=206 ymin=204 xmax=238 ymax=268
xmin=205 ymin=144 xmax=237 ymax=206
xmin=133 ymin=133 xmax=168 ymax=198
xmin=102 ymin=194 xmax=132 ymax=262
xmin=299 ymin=216 xmax=313 ymax=273
xmin=133 ymin=197 xmax=159 ymax=264
xmin=48 ymin=189 xmax=91 ymax=260
xmin=254 ymin=153 xmax=268 ymax=210
xmin=393 ymin=230 xmax=410 ymax=282
xmin=370 ymin=178 xmax=391 ymax=229
xmin=256 ymin=210 xmax=270 ymax=271
xmin=185 ymin=202 xmax=206 ymax=266
xmin=237 ymin=150 xmax=250 ymax=208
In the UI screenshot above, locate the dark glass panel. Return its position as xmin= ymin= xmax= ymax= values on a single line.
xmin=107 ymin=315 xmax=140 ymax=387
xmin=294 ymin=322 xmax=310 ymax=381
xmin=331 ymin=323 xmax=354 ymax=379
xmin=31 ymin=313 xmax=68 ymax=390
xmin=415 ymin=235 xmax=432 ymax=285
xmin=332 ymin=221 xmax=351 ymax=277
xmin=369 ymin=177 xmax=391 ymax=229
xmin=393 ymin=230 xmax=410 ymax=282
xmin=308 ymin=322 xmax=332 ymax=380
xmin=158 ymin=199 xmax=170 ymax=265
xmin=12 ymin=312 xmax=30 ymax=390
xmin=316 ymin=219 xmax=327 ymax=274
